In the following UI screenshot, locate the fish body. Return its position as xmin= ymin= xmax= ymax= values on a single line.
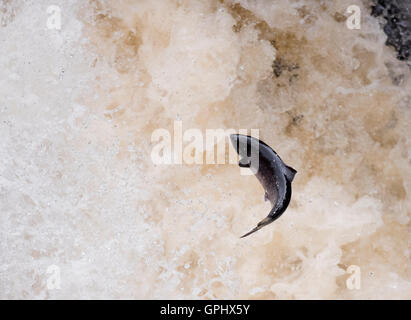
xmin=229 ymin=134 xmax=297 ymax=238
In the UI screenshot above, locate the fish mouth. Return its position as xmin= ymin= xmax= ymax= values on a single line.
xmin=229 ymin=134 xmax=240 ymax=152
xmin=229 ymin=134 xmax=249 ymax=154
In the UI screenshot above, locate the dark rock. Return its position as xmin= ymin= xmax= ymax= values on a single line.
xmin=370 ymin=0 xmax=411 ymax=63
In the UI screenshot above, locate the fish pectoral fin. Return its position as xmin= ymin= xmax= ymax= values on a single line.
xmin=238 ymin=158 xmax=251 ymax=168
xmin=264 ymin=191 xmax=269 ymax=202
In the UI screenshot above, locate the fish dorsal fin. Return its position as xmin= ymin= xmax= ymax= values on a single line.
xmin=285 ymin=165 xmax=297 ymax=181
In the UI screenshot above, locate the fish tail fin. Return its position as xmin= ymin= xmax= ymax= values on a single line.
xmin=240 ymin=216 xmax=274 ymax=238
xmin=240 ymin=226 xmax=262 ymax=238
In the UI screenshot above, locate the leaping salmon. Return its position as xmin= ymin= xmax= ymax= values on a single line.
xmin=229 ymin=134 xmax=297 ymax=238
